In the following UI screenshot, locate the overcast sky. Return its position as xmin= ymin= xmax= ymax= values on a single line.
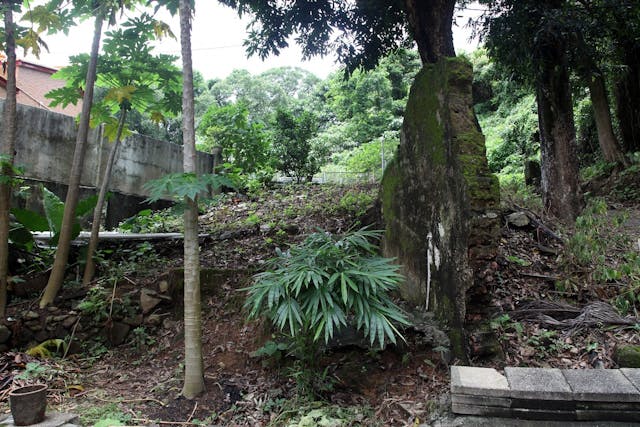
xmin=24 ymin=1 xmax=483 ymax=80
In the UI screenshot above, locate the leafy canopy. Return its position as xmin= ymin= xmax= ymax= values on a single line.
xmin=46 ymin=13 xmax=181 ymax=135
xmin=197 ymin=102 xmax=269 ymax=174
xmin=218 ymin=0 xmax=410 ymax=73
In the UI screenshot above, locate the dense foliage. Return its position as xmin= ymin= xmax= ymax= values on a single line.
xmin=190 ymin=50 xmax=420 ymax=183
xmin=245 ymin=228 xmax=409 ymax=352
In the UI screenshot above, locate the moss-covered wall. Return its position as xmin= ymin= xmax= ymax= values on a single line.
xmin=381 ymin=57 xmax=500 ymax=360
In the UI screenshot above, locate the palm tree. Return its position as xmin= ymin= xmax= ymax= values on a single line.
xmin=179 ymin=0 xmax=205 ymax=398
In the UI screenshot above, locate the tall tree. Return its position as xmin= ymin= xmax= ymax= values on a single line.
xmin=535 ymin=19 xmax=582 ymax=220
xmin=605 ymin=0 xmax=640 ymax=153
xmin=562 ymin=1 xmax=628 ymax=166
xmin=39 ymin=10 xmax=104 ymax=307
xmin=271 ymin=107 xmax=322 ymax=182
xmin=61 ymin=15 xmax=179 ymax=284
xmin=40 ymin=0 xmax=140 ymax=308
xmin=0 ymin=0 xmax=18 ymax=317
xmin=197 ymin=102 xmax=269 ymax=173
xmin=1 ymin=0 xmax=60 ymax=315
xmin=179 ymin=0 xmax=205 ymax=398
xmin=479 ymin=0 xmax=583 ymax=221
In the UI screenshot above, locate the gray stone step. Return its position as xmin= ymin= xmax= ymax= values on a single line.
xmin=450 ymin=366 xmax=640 ymax=421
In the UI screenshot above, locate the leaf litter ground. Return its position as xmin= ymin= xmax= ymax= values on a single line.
xmin=1 ymin=182 xmax=640 ymax=426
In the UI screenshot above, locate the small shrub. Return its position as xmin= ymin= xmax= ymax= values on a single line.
xmin=130 ymin=326 xmax=156 ymax=352
xmin=563 ymin=198 xmax=640 ymax=314
xmin=338 ymin=191 xmax=375 ymax=217
xmin=244 ymin=227 xmax=410 ymax=376
xmin=499 ymin=175 xmax=542 ymax=211
xmin=118 ymin=208 xmax=182 ymax=233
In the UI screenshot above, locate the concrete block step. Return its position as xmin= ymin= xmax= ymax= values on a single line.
xmin=450 ymin=366 xmax=640 ymax=421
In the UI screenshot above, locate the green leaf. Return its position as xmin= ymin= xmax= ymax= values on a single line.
xmin=9 ymin=224 xmax=34 ymax=250
xmin=42 ymin=187 xmax=64 ymax=235
xmin=11 ymin=208 xmax=49 ymax=231
xmin=76 ymin=194 xmax=99 ymax=218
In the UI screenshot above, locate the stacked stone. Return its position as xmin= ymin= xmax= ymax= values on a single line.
xmin=451 ymin=366 xmax=640 ymax=422
xmin=0 ymin=283 xmax=174 ymax=350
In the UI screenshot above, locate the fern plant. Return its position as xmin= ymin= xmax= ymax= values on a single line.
xmin=245 ymin=228 xmax=410 ymax=361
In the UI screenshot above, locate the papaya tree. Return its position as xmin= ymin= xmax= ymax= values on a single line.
xmin=46 ymin=13 xmax=181 ymax=284
xmin=40 ymin=0 xmax=143 ymax=308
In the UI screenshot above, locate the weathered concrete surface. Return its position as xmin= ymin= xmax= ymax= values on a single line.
xmin=2 ymin=99 xmax=213 ymax=227
xmin=562 ymin=369 xmax=640 ymax=402
xmin=451 ymin=366 xmax=640 ymax=422
xmin=622 ymin=368 xmax=640 ymax=390
xmin=381 ymin=57 xmax=500 ymax=359
xmin=0 ymin=412 xmax=80 ymax=427
xmin=451 ymin=366 xmax=509 ymax=397
xmin=505 ymin=367 xmax=573 ymax=400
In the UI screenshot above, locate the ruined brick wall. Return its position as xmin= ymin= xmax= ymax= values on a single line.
xmin=381 ymin=57 xmax=500 ymax=360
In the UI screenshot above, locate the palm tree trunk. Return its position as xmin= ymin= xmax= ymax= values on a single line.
xmin=0 ymin=1 xmax=17 ymax=317
xmin=179 ymin=0 xmax=205 ymax=399
xmin=587 ymin=70 xmax=629 ymax=166
xmin=83 ymin=109 xmax=127 ymax=285
xmin=40 ymin=13 xmax=104 ymax=308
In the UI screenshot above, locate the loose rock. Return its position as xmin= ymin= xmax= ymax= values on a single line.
xmin=506 ymin=212 xmax=530 ymax=228
xmin=140 ymin=288 xmax=163 ymax=314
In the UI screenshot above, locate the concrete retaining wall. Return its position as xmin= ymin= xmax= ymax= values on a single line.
xmin=2 ymin=100 xmax=213 ymax=227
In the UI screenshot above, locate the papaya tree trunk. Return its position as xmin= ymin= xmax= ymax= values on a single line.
xmin=0 ymin=1 xmax=17 ymax=317
xmin=536 ymin=34 xmax=583 ymax=222
xmin=83 ymin=109 xmax=127 ymax=285
xmin=40 ymin=13 xmax=104 ymax=308
xmin=179 ymin=0 xmax=205 ymax=399
xmin=587 ymin=70 xmax=629 ymax=166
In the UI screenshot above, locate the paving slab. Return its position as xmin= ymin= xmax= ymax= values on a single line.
xmin=0 ymin=412 xmax=79 ymax=427
xmin=505 ymin=367 xmax=573 ymax=400
xmin=451 ymin=393 xmax=512 ymax=408
xmin=450 ymin=366 xmax=510 ymax=397
xmin=562 ymin=369 xmax=640 ymax=402
xmin=621 ymin=368 xmax=640 ymax=392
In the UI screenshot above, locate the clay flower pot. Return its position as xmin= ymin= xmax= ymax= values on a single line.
xmin=9 ymin=384 xmax=48 ymax=425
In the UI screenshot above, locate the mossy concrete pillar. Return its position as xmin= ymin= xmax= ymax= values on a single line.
xmin=381 ymin=57 xmax=500 ymax=360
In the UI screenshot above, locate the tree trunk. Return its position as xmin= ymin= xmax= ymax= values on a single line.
xmin=40 ymin=14 xmax=104 ymax=308
xmin=536 ymin=38 xmax=583 ymax=222
xmin=0 ymin=2 xmax=17 ymax=317
xmin=615 ymin=44 xmax=640 ymax=153
xmin=179 ymin=0 xmax=205 ymax=399
xmin=587 ymin=70 xmax=629 ymax=166
xmin=403 ymin=0 xmax=456 ymax=64
xmin=83 ymin=109 xmax=127 ymax=285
